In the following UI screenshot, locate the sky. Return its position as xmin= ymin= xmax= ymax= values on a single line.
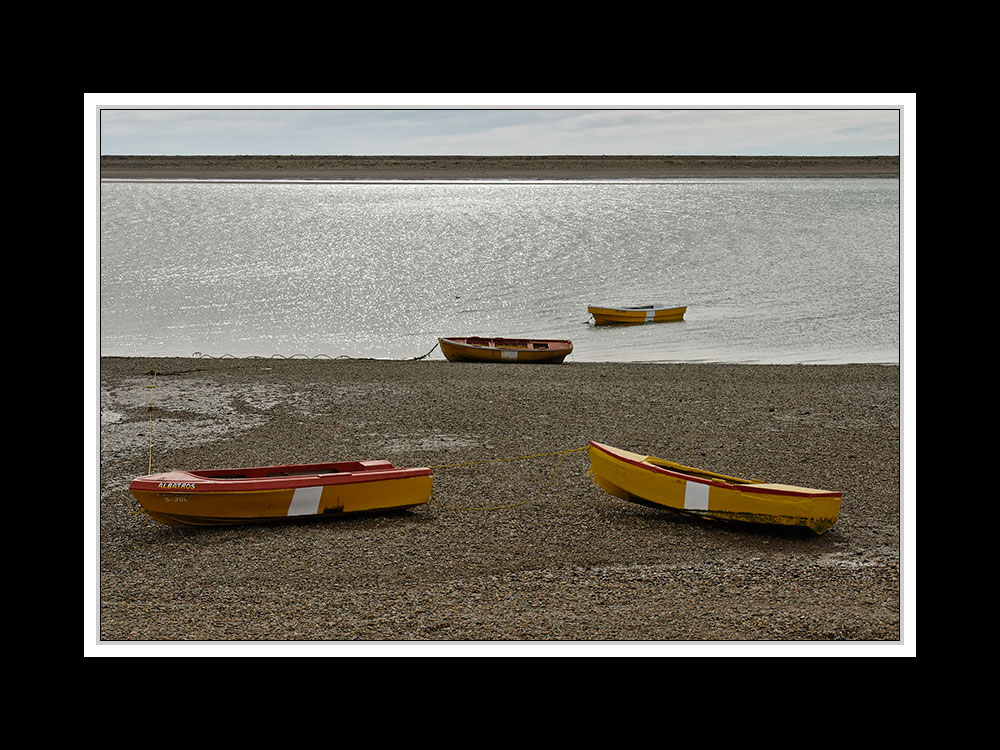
xmin=92 ymin=94 xmax=906 ymax=157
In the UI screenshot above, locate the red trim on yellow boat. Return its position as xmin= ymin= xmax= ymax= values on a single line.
xmin=130 ymin=459 xmax=430 ymax=495
xmin=129 ymin=459 xmax=434 ymax=526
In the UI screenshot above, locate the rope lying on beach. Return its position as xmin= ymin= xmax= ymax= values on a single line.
xmin=428 ymin=446 xmax=588 ymax=512
xmin=191 ymin=341 xmax=441 ymax=361
xmin=138 ymin=367 xmax=588 ymax=514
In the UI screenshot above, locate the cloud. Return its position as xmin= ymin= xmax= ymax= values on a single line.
xmin=98 ymin=106 xmax=900 ymax=156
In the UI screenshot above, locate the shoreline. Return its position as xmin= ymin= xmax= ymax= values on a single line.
xmin=96 ymin=357 xmax=902 ymax=644
xmin=99 ymin=154 xmax=901 ymax=181
xmin=102 ymin=354 xmax=901 ymax=366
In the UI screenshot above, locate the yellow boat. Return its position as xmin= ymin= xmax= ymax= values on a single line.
xmin=587 ymin=441 xmax=841 ymax=534
xmin=588 ymin=304 xmax=687 ymax=325
xmin=438 ymin=336 xmax=573 ymax=364
xmin=129 ymin=459 xmax=433 ymax=527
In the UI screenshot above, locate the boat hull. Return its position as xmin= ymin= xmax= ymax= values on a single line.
xmin=588 ymin=304 xmax=686 ymax=325
xmin=439 ymin=337 xmax=572 ymax=364
xmin=587 ymin=441 xmax=841 ymax=534
xmin=129 ymin=460 xmax=433 ymax=526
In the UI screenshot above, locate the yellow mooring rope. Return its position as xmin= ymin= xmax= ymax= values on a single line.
xmin=427 ymin=446 xmax=588 ymax=511
xmin=140 ymin=367 xmax=587 ymax=513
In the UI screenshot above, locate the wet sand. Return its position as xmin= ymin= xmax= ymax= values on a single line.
xmin=96 ymin=356 xmax=902 ymax=647
xmin=99 ymin=154 xmax=900 ymax=181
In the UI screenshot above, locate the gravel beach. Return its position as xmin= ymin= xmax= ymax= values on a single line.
xmin=95 ymin=356 xmax=903 ymax=647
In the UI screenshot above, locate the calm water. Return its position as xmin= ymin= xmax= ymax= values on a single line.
xmin=99 ymin=179 xmax=900 ymax=364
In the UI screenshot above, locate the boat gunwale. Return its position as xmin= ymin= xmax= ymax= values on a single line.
xmin=588 ymin=441 xmax=841 ymax=499
xmin=587 ymin=304 xmax=686 ymax=314
xmin=130 ymin=462 xmax=433 ymax=494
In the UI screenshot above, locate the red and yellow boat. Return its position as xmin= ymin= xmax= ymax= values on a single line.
xmin=129 ymin=459 xmax=433 ymax=526
xmin=588 ymin=303 xmax=687 ymax=325
xmin=587 ymin=441 xmax=841 ymax=534
xmin=438 ymin=336 xmax=573 ymax=364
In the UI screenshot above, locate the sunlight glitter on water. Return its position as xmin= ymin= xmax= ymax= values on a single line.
xmin=100 ymin=179 xmax=899 ymax=364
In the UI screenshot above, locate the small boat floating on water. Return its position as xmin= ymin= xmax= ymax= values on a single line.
xmin=587 ymin=441 xmax=841 ymax=534
xmin=129 ymin=459 xmax=433 ymax=527
xmin=588 ymin=303 xmax=687 ymax=325
xmin=438 ymin=336 xmax=573 ymax=364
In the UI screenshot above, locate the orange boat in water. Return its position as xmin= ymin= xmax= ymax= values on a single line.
xmin=129 ymin=459 xmax=433 ymax=526
xmin=438 ymin=336 xmax=573 ymax=364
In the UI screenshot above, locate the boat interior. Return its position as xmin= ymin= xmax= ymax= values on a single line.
xmin=190 ymin=460 xmax=396 ymax=480
xmin=643 ymin=456 xmax=756 ymax=485
xmin=465 ymin=337 xmax=561 ymax=350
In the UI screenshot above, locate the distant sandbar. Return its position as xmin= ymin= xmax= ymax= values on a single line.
xmin=100 ymin=154 xmax=900 ymax=181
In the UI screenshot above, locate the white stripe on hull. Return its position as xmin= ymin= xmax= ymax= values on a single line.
xmin=288 ymin=485 xmax=323 ymax=516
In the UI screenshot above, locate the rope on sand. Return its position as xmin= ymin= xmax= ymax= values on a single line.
xmin=138 ymin=364 xmax=589 ymax=515
xmin=428 ymin=447 xmax=588 ymax=512
xmin=192 ymin=341 xmax=440 ymax=361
